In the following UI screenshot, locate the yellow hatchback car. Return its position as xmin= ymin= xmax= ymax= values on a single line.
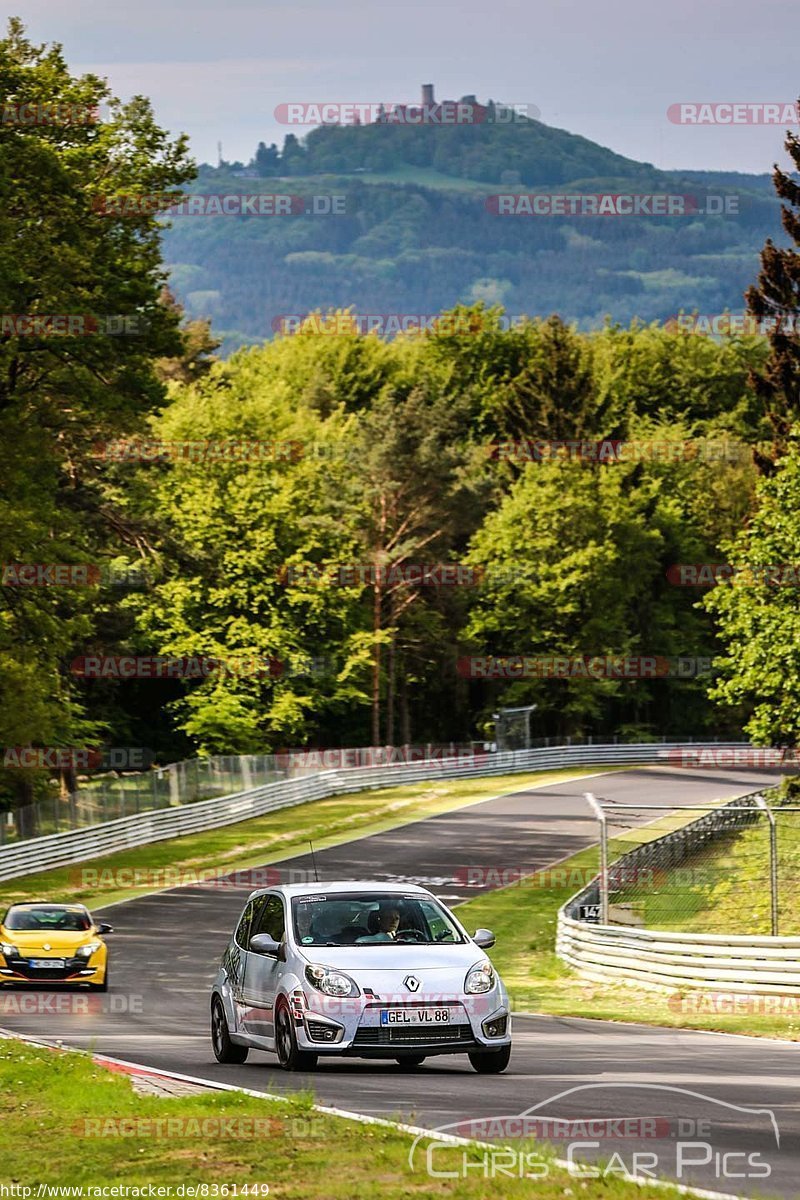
xmin=0 ymin=902 xmax=113 ymax=990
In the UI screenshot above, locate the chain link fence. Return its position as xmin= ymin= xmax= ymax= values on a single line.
xmin=581 ymin=790 xmax=800 ymax=937
xmin=0 ymin=743 xmax=483 ymax=845
xmin=0 ymin=754 xmax=287 ymax=845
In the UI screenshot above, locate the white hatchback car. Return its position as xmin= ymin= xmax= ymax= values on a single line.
xmin=211 ymin=881 xmax=511 ymax=1073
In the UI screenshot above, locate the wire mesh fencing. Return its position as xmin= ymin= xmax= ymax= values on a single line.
xmin=0 ymin=743 xmax=480 ymax=845
xmin=585 ymin=791 xmax=800 ymax=937
xmin=0 ymin=754 xmax=286 ymax=845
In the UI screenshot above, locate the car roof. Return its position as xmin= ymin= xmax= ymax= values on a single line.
xmin=5 ymin=902 xmax=89 ymax=911
xmin=247 ymin=881 xmax=433 ymax=901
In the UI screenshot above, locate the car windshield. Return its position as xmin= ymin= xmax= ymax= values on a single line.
xmin=3 ymin=906 xmax=91 ymax=932
xmin=291 ymin=892 xmax=465 ymax=946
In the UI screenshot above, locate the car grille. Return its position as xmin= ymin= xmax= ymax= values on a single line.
xmin=4 ymin=957 xmax=84 ymax=980
xmin=353 ymin=1024 xmax=475 ymax=1046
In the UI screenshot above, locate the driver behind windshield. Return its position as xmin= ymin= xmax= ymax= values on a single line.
xmin=356 ymin=903 xmax=400 ymax=943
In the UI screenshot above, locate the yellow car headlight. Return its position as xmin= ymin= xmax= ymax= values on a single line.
xmin=76 ymin=941 xmax=102 ymax=959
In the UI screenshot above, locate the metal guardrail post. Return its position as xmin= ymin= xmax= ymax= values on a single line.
xmin=585 ymin=792 xmax=608 ymax=923
xmin=755 ymin=794 xmax=779 ymax=936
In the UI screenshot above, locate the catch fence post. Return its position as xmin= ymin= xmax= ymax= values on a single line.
xmin=755 ymin=794 xmax=778 ymax=936
xmin=585 ymin=792 xmax=609 ymax=924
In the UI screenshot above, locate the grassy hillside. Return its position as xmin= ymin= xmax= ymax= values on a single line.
xmin=161 ymin=164 xmax=781 ymax=353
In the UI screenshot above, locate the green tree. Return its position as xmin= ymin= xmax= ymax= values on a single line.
xmin=353 ymin=380 xmax=479 ymax=744
xmin=254 ymin=141 xmax=280 ymax=177
xmin=0 ymin=19 xmax=193 ymax=807
xmin=128 ymin=352 xmax=371 ymax=752
xmin=464 ymin=448 xmax=728 ymax=738
xmin=704 ymin=439 xmax=800 ymax=744
xmin=745 ymin=106 xmax=800 ymax=462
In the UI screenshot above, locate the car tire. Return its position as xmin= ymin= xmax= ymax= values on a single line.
xmin=395 ymin=1055 xmax=426 ymax=1069
xmin=211 ymin=996 xmax=249 ymax=1064
xmin=275 ymin=1002 xmax=318 ymax=1071
xmin=468 ymin=1044 xmax=511 ymax=1074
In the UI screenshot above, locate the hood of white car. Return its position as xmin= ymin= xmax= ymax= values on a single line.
xmin=298 ymin=941 xmax=487 ymax=974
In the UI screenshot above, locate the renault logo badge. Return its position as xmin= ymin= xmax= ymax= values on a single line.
xmin=404 ymin=975 xmax=420 ymax=991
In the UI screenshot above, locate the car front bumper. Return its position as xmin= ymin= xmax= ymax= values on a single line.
xmin=294 ymin=995 xmax=511 ymax=1057
xmin=0 ymin=955 xmax=106 ymax=985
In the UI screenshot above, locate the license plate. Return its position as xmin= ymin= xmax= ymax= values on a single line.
xmin=29 ymin=959 xmax=65 ymax=969
xmin=380 ymin=1008 xmax=451 ymax=1025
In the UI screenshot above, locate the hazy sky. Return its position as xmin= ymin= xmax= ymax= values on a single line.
xmin=11 ymin=0 xmax=800 ymax=173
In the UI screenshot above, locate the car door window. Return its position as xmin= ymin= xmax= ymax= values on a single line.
xmin=235 ymin=896 xmax=267 ymax=949
xmin=252 ymin=895 xmax=285 ymax=942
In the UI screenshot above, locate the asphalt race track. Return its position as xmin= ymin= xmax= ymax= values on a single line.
xmin=2 ymin=765 xmax=799 ymax=1198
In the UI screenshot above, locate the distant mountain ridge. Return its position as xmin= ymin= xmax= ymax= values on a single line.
xmin=164 ymin=88 xmax=785 ymax=353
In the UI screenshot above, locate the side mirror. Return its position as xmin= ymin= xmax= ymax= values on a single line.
xmin=473 ymin=928 xmax=495 ymax=949
xmin=96 ymin=923 xmax=114 ymax=935
xmin=250 ymin=933 xmax=283 ymax=959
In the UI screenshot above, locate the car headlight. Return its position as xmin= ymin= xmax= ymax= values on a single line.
xmin=0 ymin=942 xmax=18 ymax=958
xmin=305 ymin=964 xmax=360 ymax=998
xmin=465 ymin=961 xmax=495 ymax=994
xmin=76 ymin=942 xmax=102 ymax=959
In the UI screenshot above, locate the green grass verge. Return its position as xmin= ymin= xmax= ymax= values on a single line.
xmin=0 ymin=1039 xmax=690 ymax=1197
xmin=668 ymin=813 xmax=800 ymax=938
xmin=0 ymin=768 xmax=604 ymax=911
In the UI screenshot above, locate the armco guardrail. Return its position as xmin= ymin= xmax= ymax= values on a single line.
xmin=0 ymin=741 xmax=745 ymax=883
xmin=556 ymin=791 xmax=800 ymax=996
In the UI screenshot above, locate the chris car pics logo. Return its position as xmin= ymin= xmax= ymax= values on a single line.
xmin=409 ymin=1083 xmax=780 ymax=1183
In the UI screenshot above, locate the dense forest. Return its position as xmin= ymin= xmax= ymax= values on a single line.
xmin=159 ymin=103 xmax=785 ymax=355
xmin=4 ymin=22 xmax=800 ymax=814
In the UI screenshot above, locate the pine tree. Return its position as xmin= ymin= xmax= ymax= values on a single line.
xmin=745 ymin=100 xmax=800 ymax=465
